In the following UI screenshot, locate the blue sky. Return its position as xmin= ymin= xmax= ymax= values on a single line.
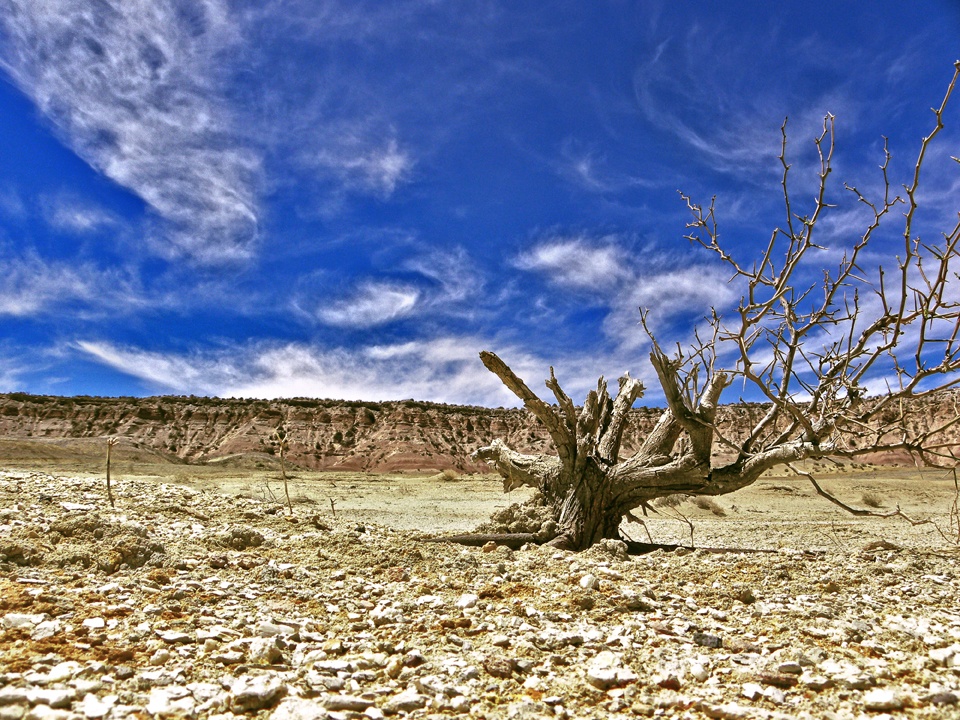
xmin=0 ymin=1 xmax=957 ymax=406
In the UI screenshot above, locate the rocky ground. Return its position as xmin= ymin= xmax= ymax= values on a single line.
xmin=2 ymin=470 xmax=960 ymax=720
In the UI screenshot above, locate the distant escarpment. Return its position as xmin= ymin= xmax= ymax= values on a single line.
xmin=0 ymin=391 xmax=956 ymax=473
xmin=0 ymin=393 xmax=596 ymax=472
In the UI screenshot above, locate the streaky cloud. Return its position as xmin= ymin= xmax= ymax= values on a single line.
xmin=0 ymin=252 xmax=145 ymax=318
xmin=514 ymin=236 xmax=633 ymax=290
xmin=73 ymin=337 xmax=536 ymax=406
xmin=0 ymin=0 xmax=260 ymax=264
xmin=317 ymin=281 xmax=420 ymax=328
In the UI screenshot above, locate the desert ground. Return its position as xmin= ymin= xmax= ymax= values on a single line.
xmin=2 ymin=440 xmax=960 ymax=719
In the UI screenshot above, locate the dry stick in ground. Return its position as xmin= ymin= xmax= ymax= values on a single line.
xmin=273 ymin=424 xmax=293 ymax=514
xmin=105 ymin=437 xmax=119 ymax=509
xmin=454 ymin=62 xmax=960 ymax=552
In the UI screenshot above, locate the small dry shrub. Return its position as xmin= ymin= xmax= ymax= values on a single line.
xmin=653 ymin=494 xmax=687 ymax=509
xmin=860 ymin=491 xmax=883 ymax=508
xmin=439 ymin=469 xmax=460 ymax=481
xmin=690 ymin=496 xmax=727 ymax=516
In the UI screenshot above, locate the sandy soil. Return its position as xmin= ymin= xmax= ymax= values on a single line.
xmin=8 ymin=451 xmax=957 ymax=551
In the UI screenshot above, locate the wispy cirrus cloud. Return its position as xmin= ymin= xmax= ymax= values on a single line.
xmin=74 ymin=337 xmax=538 ymax=406
xmin=316 ymin=281 xmax=421 ymax=328
xmin=41 ymin=194 xmax=116 ymax=235
xmin=0 ymin=0 xmax=260 ymax=264
xmin=0 ymin=344 xmax=30 ymax=392
xmin=312 ymin=136 xmax=415 ymax=199
xmin=556 ymin=139 xmax=666 ymax=195
xmin=0 ymin=186 xmax=26 ymax=219
xmin=0 ymin=252 xmax=146 ymax=318
xmin=75 ymin=341 xmax=225 ymax=395
xmin=296 ymin=244 xmax=486 ymax=329
xmin=401 ymin=245 xmax=485 ymax=307
xmin=631 ymin=26 xmax=865 ymax=182
xmin=515 ymin=234 xmax=738 ymax=349
xmin=514 ymin=236 xmax=633 ymax=290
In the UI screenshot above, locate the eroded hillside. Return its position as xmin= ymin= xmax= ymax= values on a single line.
xmin=0 ymin=391 xmax=956 ymax=473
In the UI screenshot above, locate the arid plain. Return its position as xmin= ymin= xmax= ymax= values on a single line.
xmin=2 ymin=404 xmax=960 ymax=719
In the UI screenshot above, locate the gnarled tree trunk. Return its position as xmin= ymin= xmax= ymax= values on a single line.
xmin=473 ymin=351 xmax=735 ymax=551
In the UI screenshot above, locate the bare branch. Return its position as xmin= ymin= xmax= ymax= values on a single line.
xmin=480 ymin=351 xmax=574 ymax=462
xmin=789 ymin=464 xmax=935 ymax=527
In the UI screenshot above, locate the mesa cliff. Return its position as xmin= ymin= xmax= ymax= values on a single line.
xmin=0 ymin=391 xmax=955 ymax=473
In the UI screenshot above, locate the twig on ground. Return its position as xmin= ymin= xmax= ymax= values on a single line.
xmin=788 ymin=463 xmax=936 ymax=529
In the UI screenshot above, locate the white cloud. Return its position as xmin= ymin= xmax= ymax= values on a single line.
xmin=402 ymin=245 xmax=484 ymax=305
xmin=76 ymin=341 xmax=221 ymax=393
xmin=42 ymin=194 xmax=116 ymax=234
xmin=0 ymin=0 xmax=260 ymax=263
xmin=556 ymin=139 xmax=668 ymax=194
xmin=73 ymin=337 xmax=533 ymax=406
xmin=515 ymin=234 xmax=739 ymax=351
xmin=603 ymin=266 xmax=738 ymax=349
xmin=631 ymin=29 xmax=862 ymax=182
xmin=0 ymin=253 xmax=145 ymax=317
xmin=317 ymin=281 xmax=420 ymax=328
xmin=514 ymin=237 xmax=633 ymax=290
xmin=0 ymin=349 xmax=28 ymax=392
xmin=0 ymin=186 xmax=26 ymax=219
xmin=313 ymin=136 xmax=414 ymax=198
xmin=295 ymin=245 xmax=485 ymax=329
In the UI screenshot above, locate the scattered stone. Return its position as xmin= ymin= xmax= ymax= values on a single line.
xmin=323 ymin=696 xmax=373 ymax=712
xmin=156 ymin=630 xmax=191 ymax=644
xmin=78 ymin=694 xmax=114 ymax=719
xmin=654 ymin=674 xmax=682 ymax=691
xmin=483 ymin=655 xmax=516 ymax=679
xmin=693 ymin=632 xmax=722 ymax=648
xmin=929 ymin=645 xmax=960 ymax=667
xmin=701 ymin=702 xmax=752 ymax=719
xmin=863 ymin=688 xmax=903 ymax=712
xmin=456 ymin=593 xmax=479 ymax=609
xmin=146 ymin=686 xmax=195 ymax=717
xmin=248 ymin=637 xmax=283 ymax=665
xmin=269 ymin=698 xmax=328 ymax=720
xmin=382 ymin=690 xmax=427 ymax=715
xmin=1 ymin=468 xmax=958 ymax=720
xmin=0 ymin=705 xmax=26 ymax=720
xmin=777 ymin=661 xmax=803 ymax=674
xmin=579 ymin=574 xmax=599 ymax=590
xmin=757 ymin=672 xmax=798 ymax=689
xmin=27 ymin=690 xmax=75 ymax=709
xmin=229 ymin=676 xmax=287 ymax=713
xmin=3 ymin=614 xmax=46 ymax=629
xmin=585 ymin=651 xmax=637 ymax=690
xmin=927 ymin=691 xmax=958 ymax=706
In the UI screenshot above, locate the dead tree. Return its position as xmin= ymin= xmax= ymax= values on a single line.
xmin=473 ymin=63 xmax=960 ymax=551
